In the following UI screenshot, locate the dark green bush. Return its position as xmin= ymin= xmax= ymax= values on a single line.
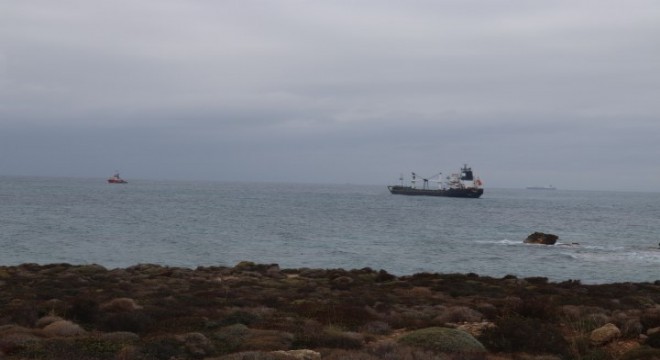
xmin=647 ymin=331 xmax=660 ymax=348
xmin=317 ymin=327 xmax=363 ymax=349
xmin=16 ymin=337 xmax=127 ymax=360
xmin=478 ymin=316 xmax=570 ymax=357
xmin=620 ymin=346 xmax=660 ymax=360
xmin=212 ymin=351 xmax=300 ymax=360
xmin=292 ymin=321 xmax=362 ymax=349
xmin=641 ymin=309 xmax=660 ymax=331
xmin=240 ymin=329 xmax=293 ymax=351
xmin=290 ymin=300 xmax=374 ymax=329
xmin=138 ymin=336 xmax=185 ymax=360
xmin=211 ymin=323 xmax=250 ymax=354
xmin=69 ymin=297 xmax=100 ymax=325
xmin=152 ymin=315 xmax=208 ymax=333
xmin=220 ymin=310 xmax=262 ymax=326
xmin=99 ymin=311 xmax=153 ymax=333
xmin=514 ymin=296 xmax=555 ymax=320
xmin=398 ymin=326 xmax=486 ymax=354
xmin=580 ymin=348 xmax=616 ymax=360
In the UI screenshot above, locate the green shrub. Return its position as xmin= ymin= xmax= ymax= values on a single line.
xmin=359 ymin=320 xmax=391 ymax=335
xmin=434 ymin=306 xmax=483 ymax=324
xmin=240 ymin=329 xmax=293 ymax=351
xmin=138 ymin=336 xmax=185 ymax=360
xmin=212 ymin=351 xmax=296 ymax=360
xmin=292 ymin=321 xmax=363 ymax=350
xmin=99 ymin=311 xmax=153 ymax=333
xmin=220 ymin=310 xmax=262 ymax=326
xmin=514 ymin=296 xmax=555 ymax=320
xmin=150 ymin=315 xmax=207 ymax=334
xmin=580 ymin=348 xmax=617 ymax=360
xmin=620 ymin=346 xmax=660 ymax=360
xmin=290 ymin=300 xmax=374 ymax=329
xmin=478 ymin=316 xmax=570 ymax=357
xmin=398 ymin=326 xmax=486 ymax=354
xmin=647 ymin=331 xmax=660 ymax=348
xmin=16 ymin=337 xmax=127 ymax=360
xmin=640 ymin=309 xmax=660 ymax=330
xmin=317 ymin=327 xmax=363 ymax=349
xmin=211 ymin=323 xmax=250 ymax=354
xmin=68 ymin=297 xmax=100 ymax=325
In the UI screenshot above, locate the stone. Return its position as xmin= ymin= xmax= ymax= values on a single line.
xmin=100 ymin=297 xmax=142 ymax=312
xmin=590 ymin=323 xmax=621 ymax=346
xmin=272 ymin=349 xmax=321 ymax=359
xmin=648 ymin=327 xmax=660 ymax=336
xmin=35 ymin=315 xmax=64 ymax=328
xmin=524 ymin=232 xmax=559 ymax=245
xmin=42 ymin=320 xmax=87 ymax=337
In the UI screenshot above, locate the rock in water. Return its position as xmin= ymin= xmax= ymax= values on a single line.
xmin=524 ymin=232 xmax=558 ymax=245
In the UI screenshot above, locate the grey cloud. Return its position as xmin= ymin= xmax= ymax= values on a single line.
xmin=1 ymin=1 xmax=659 ymax=190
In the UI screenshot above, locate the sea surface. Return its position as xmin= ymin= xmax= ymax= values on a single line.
xmin=1 ymin=176 xmax=659 ymax=284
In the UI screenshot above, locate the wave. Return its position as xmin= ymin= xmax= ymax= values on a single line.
xmin=476 ymin=239 xmax=524 ymax=246
xmin=569 ymin=249 xmax=660 ymax=264
xmin=475 ymin=238 xmax=660 ymax=264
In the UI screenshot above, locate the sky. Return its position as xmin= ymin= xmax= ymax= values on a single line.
xmin=1 ymin=1 xmax=659 ymax=191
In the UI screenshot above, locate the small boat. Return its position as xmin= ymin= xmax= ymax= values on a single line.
xmin=526 ymin=185 xmax=556 ymax=190
xmin=387 ymin=164 xmax=484 ymax=198
xmin=107 ymin=172 xmax=127 ymax=184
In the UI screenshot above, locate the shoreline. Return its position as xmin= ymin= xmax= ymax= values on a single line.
xmin=2 ymin=259 xmax=657 ymax=286
xmin=1 ymin=262 xmax=659 ymax=359
xmin=2 ymin=260 xmax=660 ymax=285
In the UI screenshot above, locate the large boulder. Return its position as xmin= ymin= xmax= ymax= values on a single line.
xmin=35 ymin=315 xmax=64 ymax=328
xmin=524 ymin=232 xmax=558 ymax=245
xmin=42 ymin=320 xmax=87 ymax=337
xmin=590 ymin=323 xmax=621 ymax=346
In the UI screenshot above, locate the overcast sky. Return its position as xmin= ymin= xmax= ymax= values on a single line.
xmin=1 ymin=1 xmax=659 ymax=191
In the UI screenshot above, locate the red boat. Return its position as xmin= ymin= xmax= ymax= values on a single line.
xmin=107 ymin=172 xmax=127 ymax=184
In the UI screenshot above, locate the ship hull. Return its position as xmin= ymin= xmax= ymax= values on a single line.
xmin=387 ymin=186 xmax=483 ymax=198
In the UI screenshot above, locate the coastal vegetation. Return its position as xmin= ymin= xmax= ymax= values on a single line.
xmin=1 ymin=262 xmax=659 ymax=359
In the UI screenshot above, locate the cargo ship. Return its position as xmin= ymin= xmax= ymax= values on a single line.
xmin=387 ymin=164 xmax=483 ymax=198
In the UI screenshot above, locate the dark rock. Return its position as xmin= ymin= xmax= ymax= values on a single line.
xmin=375 ymin=269 xmax=396 ymax=282
xmin=330 ymin=276 xmax=354 ymax=290
xmin=524 ymin=232 xmax=559 ymax=245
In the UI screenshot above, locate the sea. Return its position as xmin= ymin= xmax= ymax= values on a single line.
xmin=1 ymin=176 xmax=659 ymax=284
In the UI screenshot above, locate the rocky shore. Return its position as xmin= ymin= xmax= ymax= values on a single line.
xmin=1 ymin=262 xmax=659 ymax=359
